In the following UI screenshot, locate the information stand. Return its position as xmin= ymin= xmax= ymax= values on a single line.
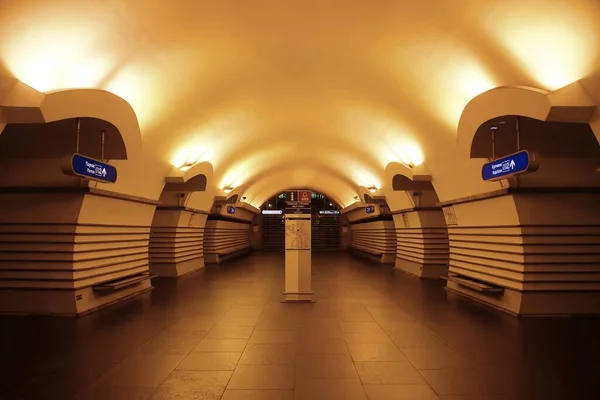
xmin=282 ymin=190 xmax=314 ymax=302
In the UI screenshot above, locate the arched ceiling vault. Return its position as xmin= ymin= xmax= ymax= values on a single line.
xmin=2 ymin=0 xmax=600 ymax=202
xmin=236 ymin=161 xmax=363 ymax=199
xmin=214 ymin=142 xmax=384 ymax=192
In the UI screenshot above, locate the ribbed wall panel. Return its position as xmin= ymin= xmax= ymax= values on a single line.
xmin=204 ymin=219 xmax=251 ymax=263
xmin=350 ymin=220 xmax=396 ymax=261
xmin=392 ymin=208 xmax=449 ymax=278
xmin=395 ymin=227 xmax=449 ymax=265
xmin=448 ymin=225 xmax=600 ymax=291
xmin=0 ymin=223 xmax=150 ymax=289
xmin=149 ymin=227 xmax=204 ymax=265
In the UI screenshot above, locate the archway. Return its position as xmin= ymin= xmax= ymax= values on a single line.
xmin=258 ymin=190 xmax=342 ymax=252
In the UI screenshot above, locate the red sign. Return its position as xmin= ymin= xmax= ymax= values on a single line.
xmin=298 ymin=190 xmax=311 ymax=203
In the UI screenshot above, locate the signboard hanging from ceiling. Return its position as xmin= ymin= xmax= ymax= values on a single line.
xmin=284 ymin=190 xmax=312 ymax=214
xmin=62 ymin=153 xmax=117 ymax=184
xmin=481 ymin=150 xmax=539 ymax=182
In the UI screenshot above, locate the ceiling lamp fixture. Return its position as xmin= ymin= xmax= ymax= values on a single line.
xmin=222 ymin=186 xmax=234 ymax=194
xmin=367 ymin=186 xmax=378 ymax=193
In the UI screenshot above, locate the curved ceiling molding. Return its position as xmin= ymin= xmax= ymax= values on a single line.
xmin=40 ymin=89 xmax=142 ymax=160
xmin=0 ymin=77 xmax=142 ymax=160
xmin=166 ymin=161 xmax=214 ymax=185
xmin=162 ymin=174 xmax=207 ymax=192
xmin=384 ymin=161 xmax=432 ymax=184
xmin=457 ymin=82 xmax=598 ymax=158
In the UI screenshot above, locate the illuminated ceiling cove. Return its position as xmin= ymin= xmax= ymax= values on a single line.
xmin=1 ymin=0 xmax=599 ymax=207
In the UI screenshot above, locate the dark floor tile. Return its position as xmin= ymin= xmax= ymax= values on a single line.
xmin=227 ymin=365 xmax=295 ymax=389
xmin=338 ymin=321 xmax=385 ymax=334
xmin=248 ymin=330 xmax=297 ymax=344
xmin=347 ymin=342 xmax=407 ymax=362
xmin=148 ymin=370 xmax=231 ymax=399
xmin=295 ymin=378 xmax=367 ymax=400
xmin=438 ymin=396 xmax=514 ymax=400
xmin=75 ymin=386 xmax=155 ymax=400
xmin=384 ymin=323 xmax=446 ymax=348
xmin=355 ymin=361 xmax=425 ymax=385
xmin=139 ymin=336 xmax=202 ymax=355
xmin=297 ymin=324 xmax=343 ymax=339
xmin=177 ymin=352 xmax=241 ymax=371
xmin=402 ymin=346 xmax=471 ymax=370
xmin=220 ymin=389 xmax=294 ymax=399
xmin=5 ymin=361 xmax=118 ymax=400
xmin=363 ymin=384 xmax=440 ymax=399
xmin=217 ymin=317 xmax=260 ymax=327
xmin=420 ymin=369 xmax=495 ymax=395
xmin=344 ymin=333 xmax=394 ymax=344
xmin=93 ymin=354 xmax=185 ymax=388
xmin=295 ymin=354 xmax=358 ymax=379
xmin=205 ymin=326 xmax=254 ymax=339
xmin=297 ymin=337 xmax=349 ymax=354
xmin=336 ymin=309 xmax=375 ymax=322
xmin=193 ymin=338 xmax=248 ymax=352
xmin=239 ymin=344 xmax=296 ymax=365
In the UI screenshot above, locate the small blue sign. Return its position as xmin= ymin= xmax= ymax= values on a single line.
xmin=227 ymin=206 xmax=235 ymax=214
xmin=319 ymin=210 xmax=340 ymax=215
xmin=481 ymin=150 xmax=538 ymax=182
xmin=65 ymin=153 xmax=117 ymax=183
xmin=365 ymin=205 xmax=375 ymax=214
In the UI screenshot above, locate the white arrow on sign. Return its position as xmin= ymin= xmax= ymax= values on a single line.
xmin=102 ymin=168 xmax=107 ymax=177
xmin=509 ymin=160 xmax=515 ymax=170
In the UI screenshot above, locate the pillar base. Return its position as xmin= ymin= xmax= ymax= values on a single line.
xmin=395 ymin=259 xmax=448 ymax=279
xmin=0 ymin=280 xmax=153 ymax=317
xmin=446 ymin=281 xmax=600 ymax=317
xmin=281 ymin=291 xmax=315 ymax=303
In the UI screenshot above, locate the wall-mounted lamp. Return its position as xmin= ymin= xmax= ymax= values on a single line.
xmin=353 ymin=196 xmax=360 ymax=201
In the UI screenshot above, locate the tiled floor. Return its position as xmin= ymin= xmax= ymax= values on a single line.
xmin=1 ymin=252 xmax=600 ymax=399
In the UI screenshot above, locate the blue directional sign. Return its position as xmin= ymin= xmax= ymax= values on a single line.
xmin=63 ymin=153 xmax=117 ymax=183
xmin=365 ymin=205 xmax=375 ymax=214
xmin=227 ymin=206 xmax=236 ymax=214
xmin=481 ymin=150 xmax=538 ymax=182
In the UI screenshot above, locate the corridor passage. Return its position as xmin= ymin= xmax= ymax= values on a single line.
xmin=2 ymin=253 xmax=599 ymax=400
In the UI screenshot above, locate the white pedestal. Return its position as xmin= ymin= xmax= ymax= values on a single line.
xmin=282 ymin=214 xmax=314 ymax=302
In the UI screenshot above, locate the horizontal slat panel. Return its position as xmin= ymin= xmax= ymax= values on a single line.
xmin=0 ymin=223 xmax=151 ymax=289
xmin=448 ymin=224 xmax=600 ymax=292
xmin=149 ymin=223 xmax=204 ymax=268
xmin=204 ymin=220 xmax=250 ymax=261
xmin=351 ymin=221 xmax=396 ymax=256
xmin=396 ymin=226 xmax=449 ymax=265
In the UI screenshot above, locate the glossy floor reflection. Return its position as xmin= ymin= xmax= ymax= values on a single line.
xmin=1 ymin=252 xmax=600 ymax=399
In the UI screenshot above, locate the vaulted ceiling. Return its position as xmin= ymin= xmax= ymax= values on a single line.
xmin=1 ymin=0 xmax=599 ymax=206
